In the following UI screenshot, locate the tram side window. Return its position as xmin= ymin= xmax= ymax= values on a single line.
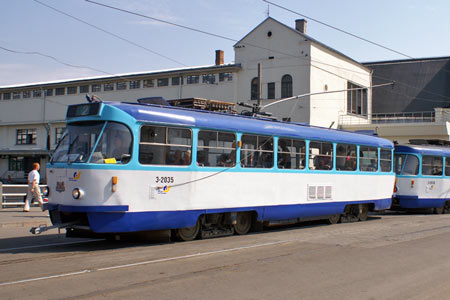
xmin=359 ymin=146 xmax=378 ymax=172
xmin=309 ymin=141 xmax=333 ymax=170
xmin=197 ymin=130 xmax=236 ymax=167
xmin=446 ymin=158 xmax=450 ymax=176
xmin=380 ymin=149 xmax=392 ymax=172
xmin=335 ymin=144 xmax=357 ymax=171
xmin=139 ymin=126 xmax=192 ymax=165
xmin=402 ymin=155 xmax=419 ymax=175
xmin=277 ymin=138 xmax=306 ymax=169
xmin=241 ymin=135 xmax=273 ymax=168
xmin=422 ymin=155 xmax=443 ymax=176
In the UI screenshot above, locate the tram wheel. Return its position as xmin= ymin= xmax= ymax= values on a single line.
xmin=328 ymin=214 xmax=341 ymax=224
xmin=443 ymin=202 xmax=450 ymax=214
xmin=434 ymin=206 xmax=444 ymax=214
xmin=175 ymin=219 xmax=200 ymax=241
xmin=234 ymin=212 xmax=252 ymax=235
xmin=359 ymin=204 xmax=369 ymax=221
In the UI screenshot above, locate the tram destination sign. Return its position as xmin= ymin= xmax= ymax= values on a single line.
xmin=67 ymin=102 xmax=101 ymax=118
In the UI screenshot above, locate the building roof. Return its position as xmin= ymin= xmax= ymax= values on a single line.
xmin=0 ymin=63 xmax=241 ymax=90
xmin=364 ymin=56 xmax=450 ymax=113
xmin=234 ymin=17 xmax=369 ymax=71
xmin=364 ymin=56 xmax=450 ymax=66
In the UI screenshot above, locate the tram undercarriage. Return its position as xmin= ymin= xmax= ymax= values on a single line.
xmin=34 ymin=204 xmax=374 ymax=242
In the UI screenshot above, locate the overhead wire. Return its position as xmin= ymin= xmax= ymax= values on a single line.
xmin=262 ymin=0 xmax=450 ymax=100
xmin=0 ymin=45 xmax=112 ymax=76
xmin=33 ymin=0 xmax=187 ymax=67
xmin=83 ymin=0 xmax=450 ymax=103
xmin=3 ymin=1 xmax=448 ymax=108
xmin=262 ymin=0 xmax=414 ymax=59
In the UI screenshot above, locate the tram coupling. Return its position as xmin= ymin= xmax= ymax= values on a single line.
xmin=30 ymin=221 xmax=78 ymax=235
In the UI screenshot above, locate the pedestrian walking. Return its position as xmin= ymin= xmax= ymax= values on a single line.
xmin=24 ymin=162 xmax=43 ymax=212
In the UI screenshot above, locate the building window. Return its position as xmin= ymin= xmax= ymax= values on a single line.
xmin=116 ymin=82 xmax=127 ymax=90
xmin=143 ymin=79 xmax=154 ymax=88
xmin=104 ymin=83 xmax=114 ymax=91
xmin=91 ymin=84 xmax=101 ymax=93
xmin=347 ymin=82 xmax=368 ymax=116
xmin=219 ymin=72 xmax=233 ymax=81
xmin=67 ymin=87 xmax=77 ymax=94
xmin=55 ymin=88 xmax=65 ymax=96
xmin=281 ymin=74 xmax=293 ymax=98
xmin=267 ymin=82 xmax=275 ymax=99
xmin=44 ymin=89 xmax=53 ymax=96
xmin=202 ymin=74 xmax=216 ymax=84
xmin=23 ymin=91 xmax=31 ymax=98
xmin=187 ymin=75 xmax=199 ymax=84
xmin=2 ymin=92 xmax=11 ymax=100
xmin=157 ymin=78 xmax=169 ymax=87
xmin=16 ymin=129 xmax=37 ymax=145
xmin=172 ymin=77 xmax=183 ymax=86
xmin=251 ymin=77 xmax=259 ymax=100
xmin=32 ymin=90 xmax=42 ymax=98
xmin=129 ymin=80 xmax=140 ymax=89
xmin=79 ymin=85 xmax=89 ymax=93
xmin=55 ymin=127 xmax=66 ymax=144
xmin=13 ymin=92 xmax=21 ymax=99
xmin=9 ymin=157 xmax=24 ymax=172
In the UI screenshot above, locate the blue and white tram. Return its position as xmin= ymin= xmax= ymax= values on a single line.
xmin=46 ymin=100 xmax=395 ymax=240
xmin=393 ymin=144 xmax=450 ymax=213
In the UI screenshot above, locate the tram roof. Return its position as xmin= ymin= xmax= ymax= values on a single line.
xmin=108 ymin=102 xmax=393 ymax=148
xmin=395 ymin=144 xmax=450 ymax=156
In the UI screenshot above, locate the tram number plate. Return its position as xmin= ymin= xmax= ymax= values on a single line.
xmin=155 ymin=176 xmax=174 ymax=184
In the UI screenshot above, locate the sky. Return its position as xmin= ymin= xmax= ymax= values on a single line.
xmin=1 ymin=0 xmax=449 ymax=86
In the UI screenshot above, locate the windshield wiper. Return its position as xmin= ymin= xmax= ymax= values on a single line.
xmin=66 ymin=135 xmax=79 ymax=165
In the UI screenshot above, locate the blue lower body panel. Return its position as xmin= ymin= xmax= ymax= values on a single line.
xmin=395 ymin=195 xmax=448 ymax=209
xmin=48 ymin=198 xmax=392 ymax=233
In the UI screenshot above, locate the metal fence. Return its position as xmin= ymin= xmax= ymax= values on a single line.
xmin=372 ymin=111 xmax=436 ymax=124
xmin=339 ymin=111 xmax=449 ymax=126
xmin=0 ymin=183 xmax=48 ymax=208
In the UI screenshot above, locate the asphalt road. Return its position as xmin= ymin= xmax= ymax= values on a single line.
xmin=2 ymin=211 xmax=450 ymax=300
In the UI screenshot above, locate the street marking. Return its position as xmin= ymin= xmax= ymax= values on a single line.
xmin=0 ymin=239 xmax=294 ymax=286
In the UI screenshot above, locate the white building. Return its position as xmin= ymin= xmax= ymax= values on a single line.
xmin=0 ymin=17 xmax=372 ymax=182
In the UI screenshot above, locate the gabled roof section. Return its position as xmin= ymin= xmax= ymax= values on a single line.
xmin=234 ymin=17 xmax=368 ymax=70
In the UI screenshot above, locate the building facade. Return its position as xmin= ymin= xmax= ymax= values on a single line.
xmin=340 ymin=57 xmax=450 ymax=143
xmin=0 ymin=17 xmax=372 ymax=182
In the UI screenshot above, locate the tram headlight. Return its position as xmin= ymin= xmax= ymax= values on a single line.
xmin=72 ymin=188 xmax=85 ymax=200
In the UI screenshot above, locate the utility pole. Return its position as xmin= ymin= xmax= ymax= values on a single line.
xmin=257 ymin=63 xmax=262 ymax=110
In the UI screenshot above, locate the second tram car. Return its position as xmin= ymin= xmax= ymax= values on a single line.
xmin=45 ymin=100 xmax=396 ymax=240
xmin=393 ymin=144 xmax=450 ymax=213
